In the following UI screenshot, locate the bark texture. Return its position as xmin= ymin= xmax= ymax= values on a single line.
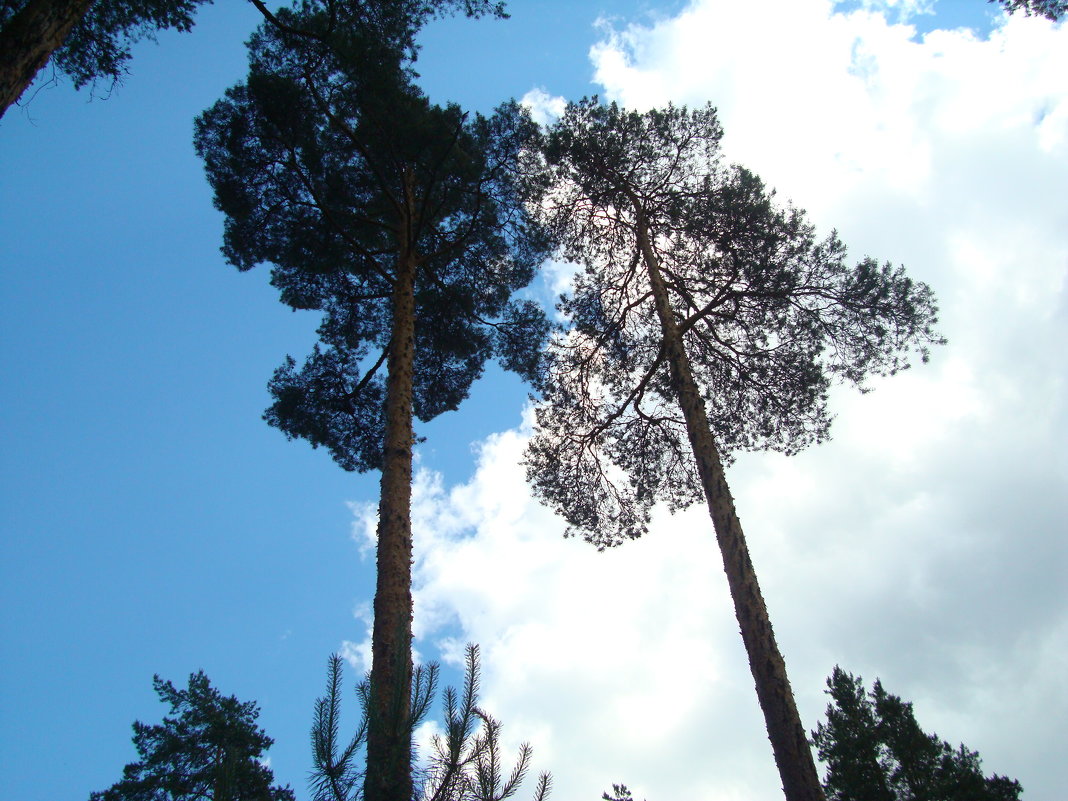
xmin=365 ymin=188 xmax=418 ymax=801
xmin=635 ymin=205 xmax=826 ymax=801
xmin=0 ymin=0 xmax=93 ymax=119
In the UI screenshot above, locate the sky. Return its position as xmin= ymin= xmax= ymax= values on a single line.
xmin=0 ymin=1 xmax=1065 ymax=800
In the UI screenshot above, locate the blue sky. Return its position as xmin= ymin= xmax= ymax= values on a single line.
xmin=1 ymin=2 xmax=1065 ymax=800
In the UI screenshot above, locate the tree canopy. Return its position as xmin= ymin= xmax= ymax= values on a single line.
xmin=813 ymin=667 xmax=1023 ymax=801
xmin=526 ymin=99 xmax=943 ymax=549
xmin=196 ymin=5 xmax=547 ymax=474
xmin=89 ymin=671 xmax=294 ymax=801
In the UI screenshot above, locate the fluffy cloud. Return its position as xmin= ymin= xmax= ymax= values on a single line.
xmin=352 ymin=2 xmax=1068 ymax=798
xmin=590 ymin=1 xmax=1068 ymax=227
xmin=521 ymin=87 xmax=567 ymax=127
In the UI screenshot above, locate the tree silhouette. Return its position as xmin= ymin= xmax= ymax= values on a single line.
xmin=195 ymin=5 xmax=545 ymax=800
xmin=89 ymin=671 xmax=294 ymax=801
xmin=522 ymin=99 xmax=944 ymax=801
xmin=813 ymin=667 xmax=1023 ymax=801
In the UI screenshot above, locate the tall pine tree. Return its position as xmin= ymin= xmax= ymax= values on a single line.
xmin=195 ymin=5 xmax=544 ymax=800
xmin=521 ymin=99 xmax=944 ymax=801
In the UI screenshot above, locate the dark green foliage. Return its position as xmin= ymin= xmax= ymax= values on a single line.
xmin=990 ymin=0 xmax=1066 ymax=20
xmin=812 ymin=667 xmax=1023 ymax=801
xmin=309 ymin=645 xmax=551 ymax=801
xmin=239 ymin=0 xmax=510 ymax=96
xmin=0 ymin=0 xmax=212 ymax=93
xmin=523 ymin=98 xmax=944 ymax=548
xmin=89 ymin=671 xmax=294 ymax=801
xmin=194 ymin=5 xmax=548 ymax=474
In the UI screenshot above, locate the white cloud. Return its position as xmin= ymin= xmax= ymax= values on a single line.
xmin=340 ymin=600 xmax=374 ymax=674
xmin=352 ymin=2 xmax=1068 ymax=798
xmin=590 ymin=2 xmax=1068 ymax=228
xmin=521 ymin=87 xmax=567 ymax=127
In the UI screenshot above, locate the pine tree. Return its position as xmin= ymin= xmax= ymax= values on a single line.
xmin=309 ymin=646 xmax=551 ymax=801
xmin=813 ymin=667 xmax=1023 ymax=801
xmin=90 ymin=671 xmax=294 ymax=801
xmin=195 ymin=5 xmax=545 ymax=799
xmin=521 ymin=98 xmax=944 ymax=801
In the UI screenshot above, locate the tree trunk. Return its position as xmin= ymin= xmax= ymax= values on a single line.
xmin=634 ymin=207 xmax=826 ymax=801
xmin=364 ymin=181 xmax=418 ymax=801
xmin=0 ymin=0 xmax=94 ymax=119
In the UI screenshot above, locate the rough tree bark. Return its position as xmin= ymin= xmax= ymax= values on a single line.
xmin=365 ymin=175 xmax=418 ymax=801
xmin=0 ymin=0 xmax=93 ymax=119
xmin=633 ymin=201 xmax=826 ymax=801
